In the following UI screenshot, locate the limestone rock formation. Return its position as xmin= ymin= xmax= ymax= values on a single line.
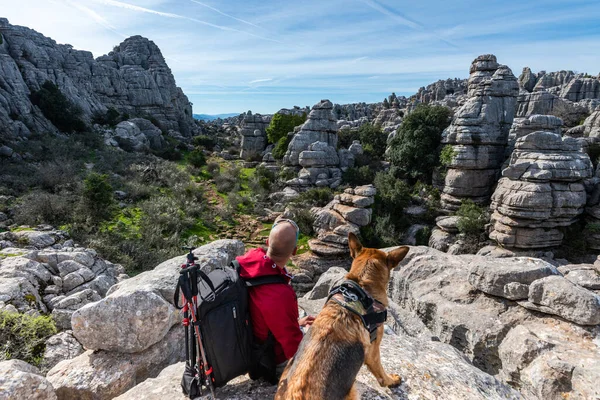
xmin=489 ymin=132 xmax=593 ymax=249
xmin=0 ymin=228 xmax=125 ymax=318
xmin=309 ymin=185 xmax=375 ymax=257
xmin=41 ymin=331 xmax=84 ymax=373
xmin=283 ymin=100 xmax=338 ymax=166
xmin=47 ymin=325 xmax=185 ymax=400
xmin=72 ymin=239 xmax=244 ymax=353
xmin=516 ymin=90 xmax=589 ymax=127
xmin=0 ymin=18 xmax=194 ymax=140
xmin=106 ymin=118 xmax=165 ymax=152
xmin=516 ymin=68 xmax=599 ymax=127
xmin=239 ymin=112 xmax=269 ymax=160
xmin=0 ymin=359 xmax=57 ymax=400
xmin=389 ymin=247 xmax=600 ymax=400
xmin=413 ymin=78 xmax=468 ymax=104
xmin=440 ymin=54 xmax=519 ymax=210
xmin=372 ymin=108 xmax=403 ymax=134
xmin=507 ymin=114 xmax=562 ymax=154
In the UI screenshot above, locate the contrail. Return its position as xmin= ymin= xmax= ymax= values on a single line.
xmin=64 ymin=0 xmax=127 ymax=38
xmin=89 ymin=0 xmax=282 ymax=43
xmin=189 ymin=0 xmax=265 ymax=31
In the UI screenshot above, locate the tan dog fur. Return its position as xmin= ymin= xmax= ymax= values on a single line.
xmin=275 ymin=233 xmax=409 ymax=400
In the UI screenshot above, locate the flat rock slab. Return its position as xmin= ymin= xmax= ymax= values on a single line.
xmin=522 ymin=275 xmax=600 ymax=325
xmin=468 ymin=257 xmax=559 ymax=300
xmin=116 ymin=332 xmax=519 ymax=400
xmin=332 ymin=203 xmax=372 ymax=226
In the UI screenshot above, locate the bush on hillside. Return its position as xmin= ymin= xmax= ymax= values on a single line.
xmin=439 ymin=144 xmax=457 ymax=167
xmin=0 ymin=311 xmax=57 ymax=367
xmin=91 ymin=107 xmax=122 ymax=127
xmin=82 ymin=173 xmax=115 ymax=222
xmin=30 ymin=81 xmax=87 ymax=133
xmin=342 ymin=166 xmax=376 ymax=186
xmin=388 ymin=104 xmax=452 ymax=183
xmin=192 ymin=135 xmax=217 ymax=151
xmin=214 ymin=166 xmax=241 ymax=193
xmin=272 ymin=135 xmax=291 ymax=160
xmin=357 ymin=123 xmax=388 ymax=160
xmin=188 ymin=148 xmax=207 ymax=168
xmin=338 ymin=127 xmax=360 ymax=149
xmin=265 ymin=113 xmax=307 ymax=145
xmin=456 ymin=200 xmax=486 ymax=235
xmin=290 ymin=187 xmax=334 ymax=208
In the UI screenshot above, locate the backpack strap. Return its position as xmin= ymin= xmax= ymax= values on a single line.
xmin=244 ymin=275 xmax=288 ymax=287
xmin=230 ymin=260 xmax=288 ymax=287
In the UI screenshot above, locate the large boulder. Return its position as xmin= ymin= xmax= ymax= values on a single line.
xmin=468 ymin=257 xmax=560 ymax=300
xmin=47 ymin=324 xmax=184 ymax=400
xmin=41 ymin=331 xmax=84 ymax=373
xmin=389 ymin=248 xmax=600 ymax=399
xmin=0 ymin=359 xmax=57 ymax=400
xmin=520 ymin=275 xmax=600 ymax=325
xmin=71 ymin=240 xmax=244 ymax=353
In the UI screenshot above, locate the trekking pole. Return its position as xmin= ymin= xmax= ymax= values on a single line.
xmin=182 ymin=247 xmax=216 ymax=399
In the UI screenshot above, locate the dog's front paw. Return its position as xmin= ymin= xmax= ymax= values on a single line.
xmin=385 ymin=373 xmax=402 ymax=388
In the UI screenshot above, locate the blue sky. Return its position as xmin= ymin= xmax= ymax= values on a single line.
xmin=3 ymin=0 xmax=600 ymax=114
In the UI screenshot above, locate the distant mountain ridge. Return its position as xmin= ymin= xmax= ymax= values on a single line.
xmin=193 ymin=113 xmax=239 ymax=121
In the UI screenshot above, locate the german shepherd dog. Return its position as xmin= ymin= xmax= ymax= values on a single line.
xmin=275 ymin=233 xmax=409 ymax=400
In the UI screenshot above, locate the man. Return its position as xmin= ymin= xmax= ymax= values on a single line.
xmin=236 ymin=218 xmax=315 ymax=381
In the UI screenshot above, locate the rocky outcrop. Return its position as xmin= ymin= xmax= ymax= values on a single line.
xmin=41 ymin=331 xmax=84 ymax=373
xmin=285 ymin=141 xmax=343 ymax=189
xmin=0 ymin=18 xmax=194 ymax=140
xmin=516 ymin=68 xmax=599 ymax=127
xmin=283 ymin=100 xmax=338 ymax=166
xmin=72 ymin=239 xmax=244 ymax=353
xmin=413 ymin=78 xmax=468 ymax=104
xmin=0 ymin=227 xmax=125 ymax=325
xmin=0 ymin=359 xmax=57 ymax=400
xmin=47 ymin=240 xmax=244 ymax=400
xmin=516 ymin=90 xmax=589 ymax=127
xmin=105 ymin=118 xmax=165 ymax=152
xmin=239 ymin=112 xmax=269 ymax=160
xmin=507 ymin=114 xmax=562 ymax=154
xmin=489 ymin=132 xmax=593 ymax=249
xmin=440 ymin=54 xmax=519 ymax=210
xmin=308 ymin=185 xmax=375 ymax=257
xmin=333 ymin=102 xmax=377 ymax=121
xmin=389 ymin=247 xmax=600 ymax=400
xmin=372 ymin=108 xmax=403 ymax=134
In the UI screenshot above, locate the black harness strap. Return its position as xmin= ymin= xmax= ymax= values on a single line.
xmin=327 ymin=280 xmax=388 ymax=343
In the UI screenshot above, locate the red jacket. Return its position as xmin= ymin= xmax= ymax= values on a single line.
xmin=237 ymin=248 xmax=302 ymax=364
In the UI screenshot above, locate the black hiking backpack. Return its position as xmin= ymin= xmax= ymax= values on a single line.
xmin=174 ymin=257 xmax=287 ymax=398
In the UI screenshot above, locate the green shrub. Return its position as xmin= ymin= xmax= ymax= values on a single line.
xmin=415 ymin=226 xmax=432 ymax=246
xmin=456 ymin=200 xmax=486 ymax=235
xmin=338 ymin=127 xmax=360 ymax=149
xmin=92 ymin=107 xmax=122 ymax=127
xmin=290 ymin=207 xmax=315 ymax=236
xmin=188 ymin=149 xmax=207 ymax=168
xmin=374 ymin=172 xmax=412 ymax=211
xmin=206 ymin=162 xmax=220 ymax=176
xmin=214 ymin=166 xmax=241 ymax=193
xmin=192 ymin=135 xmax=216 ymax=150
xmin=0 ymin=311 xmax=57 ymax=367
xmin=388 ymin=104 xmax=452 ymax=183
xmin=439 ymin=144 xmax=457 ymax=167
xmin=82 ymin=173 xmax=115 ymax=222
xmin=343 ymin=166 xmax=376 ymax=186
xmin=13 ymin=191 xmax=76 ymax=226
xmin=291 ymin=187 xmax=333 ymax=208
xmin=272 ymin=135 xmax=291 ymax=160
xmin=266 ymin=113 xmax=306 ymax=145
xmin=356 ymin=123 xmax=388 ymax=160
xmin=30 ymin=81 xmax=87 ymax=133
xmin=586 ymin=222 xmax=600 ymax=233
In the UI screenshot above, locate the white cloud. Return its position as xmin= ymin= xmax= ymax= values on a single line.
xmin=249 ymin=78 xmax=273 ymax=84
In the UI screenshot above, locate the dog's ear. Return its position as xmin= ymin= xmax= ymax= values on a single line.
xmin=386 ymin=246 xmax=409 ymax=269
xmin=348 ymin=232 xmax=363 ymax=258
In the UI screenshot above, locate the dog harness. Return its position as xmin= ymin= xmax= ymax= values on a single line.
xmin=326 ymin=280 xmax=387 ymax=343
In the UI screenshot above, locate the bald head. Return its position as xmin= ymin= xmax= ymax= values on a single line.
xmin=267 ymin=221 xmax=298 ymax=260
